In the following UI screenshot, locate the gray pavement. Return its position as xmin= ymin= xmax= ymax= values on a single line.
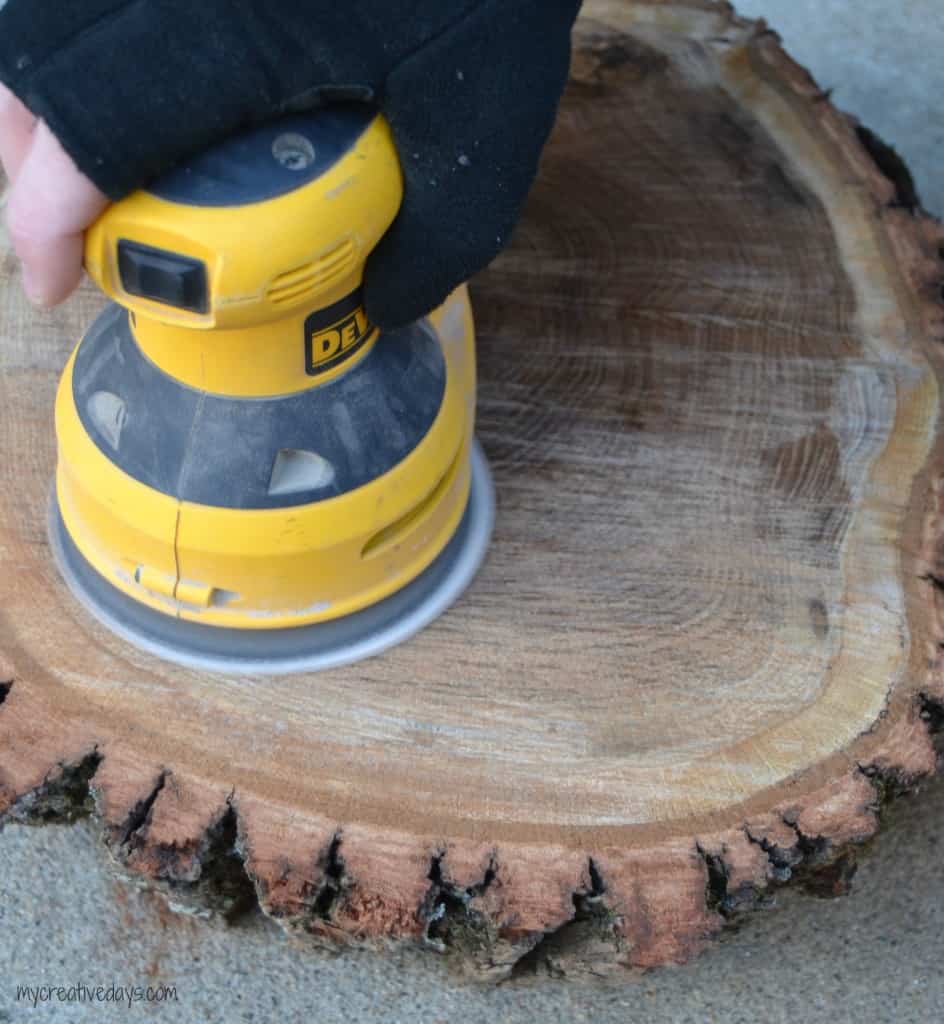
xmin=2 ymin=2 xmax=943 ymax=1021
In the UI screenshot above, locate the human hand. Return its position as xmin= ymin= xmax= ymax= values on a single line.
xmin=0 ymin=82 xmax=108 ymax=307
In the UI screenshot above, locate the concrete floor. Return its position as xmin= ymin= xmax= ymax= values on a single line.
xmin=2 ymin=2 xmax=943 ymax=1021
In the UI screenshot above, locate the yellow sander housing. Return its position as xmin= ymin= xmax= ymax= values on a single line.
xmin=49 ymin=107 xmax=494 ymax=673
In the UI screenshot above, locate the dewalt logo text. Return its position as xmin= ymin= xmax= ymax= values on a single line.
xmin=305 ymin=306 xmax=373 ymax=376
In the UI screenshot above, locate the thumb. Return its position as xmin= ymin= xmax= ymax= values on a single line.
xmin=5 ymin=120 xmax=108 ymax=306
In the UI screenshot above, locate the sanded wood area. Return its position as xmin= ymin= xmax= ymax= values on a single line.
xmin=2 ymin=0 xmax=944 ymax=976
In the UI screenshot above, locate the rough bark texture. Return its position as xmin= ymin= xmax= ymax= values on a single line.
xmin=1 ymin=0 xmax=943 ymax=978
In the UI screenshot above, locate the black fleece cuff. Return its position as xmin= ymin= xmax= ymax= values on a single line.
xmin=366 ymin=0 xmax=578 ymax=326
xmin=0 ymin=1 xmax=386 ymax=197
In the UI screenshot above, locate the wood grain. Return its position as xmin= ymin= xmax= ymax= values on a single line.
xmin=2 ymin=0 xmax=944 ymax=976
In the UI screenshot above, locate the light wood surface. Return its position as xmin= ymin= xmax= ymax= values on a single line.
xmin=2 ymin=0 xmax=943 ymax=976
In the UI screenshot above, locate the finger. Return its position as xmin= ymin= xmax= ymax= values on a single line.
xmin=6 ymin=121 xmax=108 ymax=306
xmin=7 ymin=121 xmax=107 ymax=238
xmin=0 ymin=82 xmax=37 ymax=183
xmin=15 ymin=230 xmax=86 ymax=306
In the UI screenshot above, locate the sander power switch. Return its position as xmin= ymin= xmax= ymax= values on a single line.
xmin=117 ymin=240 xmax=209 ymax=314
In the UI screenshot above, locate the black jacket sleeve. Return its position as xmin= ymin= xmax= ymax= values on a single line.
xmin=0 ymin=0 xmax=581 ymax=327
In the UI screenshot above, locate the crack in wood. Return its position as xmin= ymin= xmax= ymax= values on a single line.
xmin=0 ymin=749 xmax=102 ymax=826
xmin=115 ymin=770 xmax=167 ymax=850
xmin=739 ymin=814 xmax=859 ymax=901
xmin=422 ymin=851 xmax=499 ymax=957
xmin=508 ymin=858 xmax=620 ymax=979
xmin=695 ymin=841 xmax=772 ymax=920
xmin=310 ymin=832 xmax=348 ymax=923
xmin=190 ymin=802 xmax=259 ymax=922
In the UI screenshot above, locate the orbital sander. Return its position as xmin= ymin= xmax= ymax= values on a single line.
xmin=49 ymin=107 xmax=494 ymax=674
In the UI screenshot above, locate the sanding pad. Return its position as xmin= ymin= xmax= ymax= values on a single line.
xmin=49 ymin=442 xmax=494 ymax=675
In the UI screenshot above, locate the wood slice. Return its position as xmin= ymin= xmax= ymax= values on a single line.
xmin=2 ymin=0 xmax=944 ymax=977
